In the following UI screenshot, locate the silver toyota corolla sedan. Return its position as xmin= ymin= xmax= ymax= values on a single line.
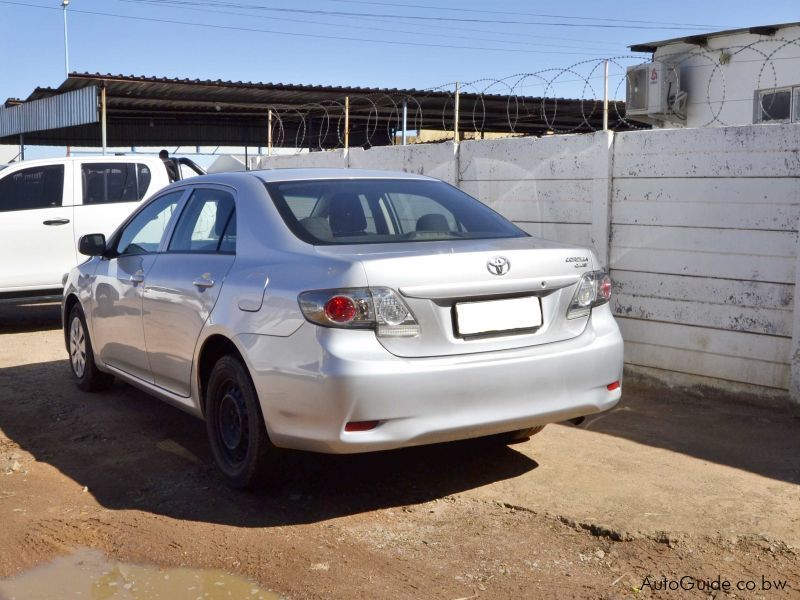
xmin=63 ymin=169 xmax=623 ymax=488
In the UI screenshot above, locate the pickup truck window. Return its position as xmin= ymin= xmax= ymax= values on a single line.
xmin=0 ymin=165 xmax=64 ymax=212
xmin=82 ymin=163 xmax=152 ymax=205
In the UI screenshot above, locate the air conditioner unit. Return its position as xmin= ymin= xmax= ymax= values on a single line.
xmin=626 ymin=62 xmax=687 ymax=125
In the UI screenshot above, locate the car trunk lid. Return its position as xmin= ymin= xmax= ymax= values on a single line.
xmin=315 ymin=237 xmax=594 ymax=358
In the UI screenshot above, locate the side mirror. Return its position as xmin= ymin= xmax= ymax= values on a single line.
xmin=78 ymin=233 xmax=107 ymax=257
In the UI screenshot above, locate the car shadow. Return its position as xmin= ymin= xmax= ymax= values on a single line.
xmin=0 ymin=300 xmax=62 ymax=334
xmin=581 ymin=376 xmax=800 ymax=485
xmin=0 ymin=359 xmax=538 ymax=528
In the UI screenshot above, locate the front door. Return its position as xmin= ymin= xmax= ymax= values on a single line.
xmin=143 ymin=187 xmax=237 ymax=397
xmin=90 ymin=190 xmax=185 ymax=381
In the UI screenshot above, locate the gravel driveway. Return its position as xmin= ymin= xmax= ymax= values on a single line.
xmin=0 ymin=302 xmax=798 ymax=598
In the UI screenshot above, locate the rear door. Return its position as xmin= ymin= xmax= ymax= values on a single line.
xmin=0 ymin=162 xmax=74 ymax=293
xmin=142 ymin=186 xmax=237 ymax=396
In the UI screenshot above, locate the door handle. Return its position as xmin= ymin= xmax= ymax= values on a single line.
xmin=193 ymin=278 xmax=215 ymax=289
xmin=43 ymin=218 xmax=70 ymax=226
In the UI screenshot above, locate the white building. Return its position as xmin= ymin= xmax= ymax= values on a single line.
xmin=0 ymin=145 xmax=18 ymax=164
xmin=628 ymin=22 xmax=800 ymax=128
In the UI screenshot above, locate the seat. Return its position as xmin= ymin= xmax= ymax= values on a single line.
xmin=328 ymin=193 xmax=367 ymax=237
xmin=85 ymin=176 xmax=106 ymax=204
xmin=299 ymin=216 xmax=333 ymax=241
xmin=416 ymin=213 xmax=450 ymax=232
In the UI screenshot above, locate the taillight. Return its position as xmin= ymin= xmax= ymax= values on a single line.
xmin=299 ymin=287 xmax=420 ymax=337
xmin=597 ymin=273 xmax=612 ymax=302
xmin=566 ymin=271 xmax=612 ymax=319
xmin=324 ymin=296 xmax=357 ymax=323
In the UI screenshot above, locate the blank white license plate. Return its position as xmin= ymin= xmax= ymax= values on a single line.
xmin=455 ymin=296 xmax=542 ymax=336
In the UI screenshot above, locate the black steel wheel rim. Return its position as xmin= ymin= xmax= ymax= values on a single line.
xmin=215 ymin=380 xmax=249 ymax=467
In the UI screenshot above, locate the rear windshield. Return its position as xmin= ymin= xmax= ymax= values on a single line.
xmin=265 ymin=178 xmax=526 ymax=245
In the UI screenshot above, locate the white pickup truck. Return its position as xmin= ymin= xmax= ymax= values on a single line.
xmin=0 ymin=155 xmax=204 ymax=298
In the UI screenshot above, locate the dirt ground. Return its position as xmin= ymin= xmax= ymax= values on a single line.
xmin=0 ymin=301 xmax=798 ymax=599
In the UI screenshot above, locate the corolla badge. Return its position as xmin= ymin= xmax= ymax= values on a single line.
xmin=487 ymin=256 xmax=510 ymax=276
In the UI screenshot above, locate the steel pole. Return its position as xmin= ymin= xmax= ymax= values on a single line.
xmin=454 ymin=82 xmax=460 ymax=143
xmin=267 ymin=109 xmax=273 ymax=156
xmin=603 ymin=59 xmax=609 ymax=132
xmin=402 ymin=99 xmax=408 ymax=145
xmin=100 ymin=85 xmax=107 ymax=155
xmin=344 ymin=96 xmax=350 ymax=151
xmin=62 ymin=3 xmax=69 ymax=78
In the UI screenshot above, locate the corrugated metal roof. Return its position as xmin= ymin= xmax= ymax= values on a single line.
xmin=630 ymin=21 xmax=800 ymax=53
xmin=1 ymin=73 xmax=631 ymax=147
xmin=0 ymin=86 xmax=98 ymax=137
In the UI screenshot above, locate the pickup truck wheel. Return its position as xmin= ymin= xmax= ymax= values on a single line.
xmin=205 ymin=355 xmax=275 ymax=489
xmin=67 ymin=305 xmax=114 ymax=392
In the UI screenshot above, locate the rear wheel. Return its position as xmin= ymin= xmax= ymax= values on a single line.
xmin=205 ymin=355 xmax=275 ymax=489
xmin=67 ymin=304 xmax=114 ymax=392
xmin=494 ymin=425 xmax=546 ymax=445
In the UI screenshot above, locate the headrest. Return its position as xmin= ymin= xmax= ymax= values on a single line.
xmin=416 ymin=213 xmax=450 ymax=232
xmin=328 ymin=192 xmax=367 ymax=236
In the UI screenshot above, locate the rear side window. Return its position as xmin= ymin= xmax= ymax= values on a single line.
xmin=0 ymin=165 xmax=64 ymax=212
xmin=82 ymin=163 xmax=152 ymax=205
xmin=168 ymin=188 xmax=236 ymax=253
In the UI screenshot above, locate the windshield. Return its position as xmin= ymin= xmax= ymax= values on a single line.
xmin=265 ymin=178 xmax=526 ymax=245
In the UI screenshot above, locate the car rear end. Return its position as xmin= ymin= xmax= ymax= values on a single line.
xmin=244 ymin=173 xmax=623 ymax=453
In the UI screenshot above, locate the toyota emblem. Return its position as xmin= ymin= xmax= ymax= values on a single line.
xmin=487 ymin=256 xmax=510 ymax=276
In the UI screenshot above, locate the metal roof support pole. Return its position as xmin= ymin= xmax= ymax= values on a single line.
xmin=344 ymin=96 xmax=350 ymax=152
xmin=402 ymin=99 xmax=408 ymax=146
xmin=603 ymin=60 xmax=609 ymax=132
xmin=62 ymin=1 xmax=69 ymax=78
xmin=100 ymin=84 xmax=107 ymax=156
xmin=19 ymin=133 xmax=24 ymax=161
xmin=454 ymin=82 xmax=460 ymax=143
xmin=267 ymin=109 xmax=273 ymax=156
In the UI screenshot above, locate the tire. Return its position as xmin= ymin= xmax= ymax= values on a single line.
xmin=493 ymin=425 xmax=546 ymax=445
xmin=67 ymin=304 xmax=115 ymax=392
xmin=205 ymin=355 xmax=276 ymax=489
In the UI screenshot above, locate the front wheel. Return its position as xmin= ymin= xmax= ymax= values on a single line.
xmin=205 ymin=355 xmax=276 ymax=489
xmin=67 ymin=305 xmax=114 ymax=392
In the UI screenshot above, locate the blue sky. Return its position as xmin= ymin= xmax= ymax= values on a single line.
xmin=1 ymin=0 xmax=796 ymax=104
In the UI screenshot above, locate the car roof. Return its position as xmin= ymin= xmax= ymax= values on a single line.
xmin=251 ymin=168 xmax=437 ymax=183
xmin=3 ymin=155 xmax=160 ymax=169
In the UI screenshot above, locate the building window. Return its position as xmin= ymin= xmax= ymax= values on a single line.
xmin=755 ymin=87 xmax=794 ymax=123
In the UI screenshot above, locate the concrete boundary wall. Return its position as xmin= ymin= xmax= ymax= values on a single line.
xmin=257 ymin=125 xmax=800 ymax=409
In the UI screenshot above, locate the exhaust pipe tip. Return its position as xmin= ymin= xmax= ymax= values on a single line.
xmin=568 ymin=416 xmax=586 ymax=427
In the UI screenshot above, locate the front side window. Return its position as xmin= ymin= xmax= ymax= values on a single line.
xmin=168 ymin=188 xmax=236 ymax=253
xmin=266 ymin=179 xmax=526 ymax=245
xmin=0 ymin=165 xmax=64 ymax=212
xmin=82 ymin=163 xmax=152 ymax=205
xmin=116 ymin=190 xmax=183 ymax=255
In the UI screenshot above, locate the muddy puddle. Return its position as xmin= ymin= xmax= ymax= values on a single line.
xmin=0 ymin=548 xmax=280 ymax=599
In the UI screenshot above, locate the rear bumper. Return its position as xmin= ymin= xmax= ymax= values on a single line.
xmin=238 ymin=303 xmax=623 ymax=453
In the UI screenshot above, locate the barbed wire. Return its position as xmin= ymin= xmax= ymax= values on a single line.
xmin=256 ymin=34 xmax=800 ymax=154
